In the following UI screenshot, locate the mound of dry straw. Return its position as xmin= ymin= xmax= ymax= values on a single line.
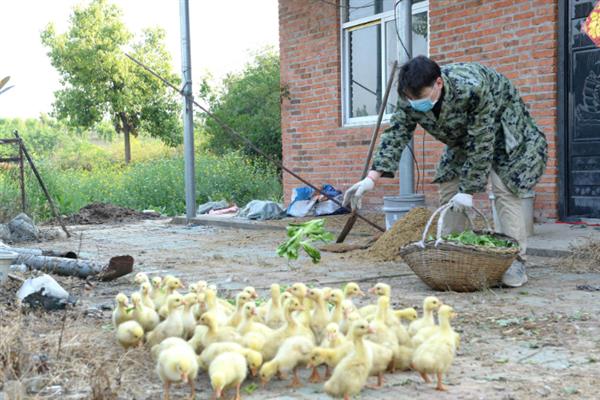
xmin=0 ymin=307 xmax=159 ymax=399
xmin=367 ymin=207 xmax=436 ymax=261
xmin=563 ymin=238 xmax=600 ymax=272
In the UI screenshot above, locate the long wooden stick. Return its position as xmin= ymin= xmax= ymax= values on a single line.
xmin=19 ymin=142 xmax=26 ymax=213
xmin=336 ymin=61 xmax=399 ymax=243
xmin=13 ymin=131 xmax=71 ymax=238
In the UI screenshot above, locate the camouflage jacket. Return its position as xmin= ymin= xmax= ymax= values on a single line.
xmin=372 ymin=62 xmax=548 ymax=196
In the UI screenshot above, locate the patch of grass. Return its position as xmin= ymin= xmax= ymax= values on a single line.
xmin=0 ymin=152 xmax=282 ymax=222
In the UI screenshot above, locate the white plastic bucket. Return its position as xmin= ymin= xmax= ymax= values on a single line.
xmin=0 ymin=251 xmax=18 ymax=284
xmin=382 ymin=194 xmax=426 ymax=230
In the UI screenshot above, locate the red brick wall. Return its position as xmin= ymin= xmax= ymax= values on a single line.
xmin=279 ymin=0 xmax=559 ymax=220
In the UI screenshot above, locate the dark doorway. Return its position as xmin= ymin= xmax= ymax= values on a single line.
xmin=559 ymin=0 xmax=600 ymax=219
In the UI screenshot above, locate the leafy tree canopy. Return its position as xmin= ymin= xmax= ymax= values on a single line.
xmin=199 ymin=48 xmax=282 ymax=162
xmin=41 ymin=0 xmax=182 ymax=162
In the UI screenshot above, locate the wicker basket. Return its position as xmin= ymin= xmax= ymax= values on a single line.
xmin=399 ymin=204 xmax=520 ymax=292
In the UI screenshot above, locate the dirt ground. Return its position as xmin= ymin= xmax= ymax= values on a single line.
xmin=2 ymin=217 xmax=599 ymax=400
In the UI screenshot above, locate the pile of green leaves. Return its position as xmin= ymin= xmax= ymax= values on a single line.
xmin=442 ymin=230 xmax=515 ymax=248
xmin=276 ymin=219 xmax=334 ymax=264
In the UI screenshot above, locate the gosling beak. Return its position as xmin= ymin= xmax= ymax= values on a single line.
xmin=367 ymin=287 xmax=376 ymax=295
xmin=368 ymin=325 xmax=376 ymax=334
xmin=306 ymin=363 xmax=313 ymax=369
xmin=251 ymin=309 xmax=258 ymax=316
xmin=260 ymin=379 xmax=268 ymax=388
xmin=285 ymin=287 xmax=293 ymax=293
xmin=251 ymin=292 xmax=258 ymax=299
xmin=296 ymin=306 xmax=304 ymax=311
xmin=251 ymin=367 xmax=258 ymax=376
xmin=327 ymin=332 xmax=335 ymax=342
xmin=181 ymin=373 xmax=188 ymax=383
xmin=181 ymin=300 xmax=187 ymax=306
xmin=215 ymin=388 xmax=222 ymax=398
xmin=358 ymin=290 xmax=366 ymax=297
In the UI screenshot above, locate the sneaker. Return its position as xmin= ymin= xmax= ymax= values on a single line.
xmin=502 ymin=259 xmax=528 ymax=287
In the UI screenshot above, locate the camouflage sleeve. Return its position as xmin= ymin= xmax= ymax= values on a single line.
xmin=458 ymin=84 xmax=496 ymax=194
xmin=371 ymin=107 xmax=417 ymax=178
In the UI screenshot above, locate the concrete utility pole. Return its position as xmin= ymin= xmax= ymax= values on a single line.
xmin=381 ymin=0 xmax=423 ymax=229
xmin=397 ymin=0 xmax=414 ymax=196
xmin=179 ymin=0 xmax=196 ymax=220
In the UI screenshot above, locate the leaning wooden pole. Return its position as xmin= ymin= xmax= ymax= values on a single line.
xmin=19 ymin=142 xmax=26 ymax=213
xmin=336 ymin=61 xmax=399 ymax=243
xmin=13 ymin=131 xmax=70 ymax=238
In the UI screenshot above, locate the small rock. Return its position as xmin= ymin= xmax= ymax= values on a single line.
xmin=9 ymin=264 xmax=28 ymax=273
xmin=3 ymin=380 xmax=26 ymax=399
xmin=84 ymin=307 xmax=104 ymax=318
xmin=0 ymin=224 xmax=11 ymax=241
xmin=40 ymin=228 xmax=67 ymax=241
xmin=8 ymin=213 xmax=40 ymax=241
xmin=27 ymin=376 xmax=48 ymax=393
xmin=563 ymin=386 xmax=579 ymax=395
xmin=536 ymin=385 xmax=552 ymax=397
xmin=40 ymin=385 xmax=63 ymax=396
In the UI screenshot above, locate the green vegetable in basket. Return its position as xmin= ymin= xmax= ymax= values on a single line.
xmin=276 ymin=219 xmax=334 ymax=264
xmin=443 ymin=230 xmax=515 ymax=248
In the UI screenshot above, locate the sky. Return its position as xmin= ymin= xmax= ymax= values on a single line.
xmin=0 ymin=0 xmax=279 ymax=119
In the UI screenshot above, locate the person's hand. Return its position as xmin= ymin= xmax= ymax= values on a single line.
xmin=342 ymin=177 xmax=375 ymax=210
xmin=449 ymin=193 xmax=473 ymax=212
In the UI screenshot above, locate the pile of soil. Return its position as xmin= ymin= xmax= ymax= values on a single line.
xmin=64 ymin=203 xmax=161 ymax=225
xmin=366 ymin=207 xmax=436 ymax=261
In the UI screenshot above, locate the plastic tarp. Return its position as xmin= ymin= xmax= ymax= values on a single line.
xmin=238 ymin=200 xmax=286 ymax=220
xmin=286 ymin=185 xmax=349 ymax=217
xmin=197 ymin=200 xmax=229 ymax=215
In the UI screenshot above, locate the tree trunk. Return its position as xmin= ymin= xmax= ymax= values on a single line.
xmin=123 ymin=128 xmax=131 ymax=164
xmin=119 ymin=112 xmax=132 ymax=164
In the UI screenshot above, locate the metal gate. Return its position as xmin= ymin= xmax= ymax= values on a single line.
xmin=561 ymin=0 xmax=600 ymax=219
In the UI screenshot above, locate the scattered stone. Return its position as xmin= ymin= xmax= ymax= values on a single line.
xmin=563 ymin=386 xmax=579 ymax=395
xmin=3 ymin=380 xmax=26 ymax=399
xmin=536 ymin=385 xmax=552 ymax=397
xmin=9 ymin=263 xmax=28 ymax=273
xmin=0 ymin=223 xmax=11 ymax=241
xmin=39 ymin=227 xmax=68 ymax=241
xmin=8 ymin=213 xmax=40 ymax=242
xmin=576 ymin=284 xmax=600 ymax=292
xmin=27 ymin=376 xmax=49 ymax=394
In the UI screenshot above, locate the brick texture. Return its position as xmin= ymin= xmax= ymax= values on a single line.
xmin=279 ymin=0 xmax=559 ymax=220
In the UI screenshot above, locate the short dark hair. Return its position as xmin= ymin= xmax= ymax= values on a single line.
xmin=397 ymin=55 xmax=441 ymax=98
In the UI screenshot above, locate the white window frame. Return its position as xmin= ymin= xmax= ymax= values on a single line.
xmin=341 ymin=0 xmax=429 ymax=127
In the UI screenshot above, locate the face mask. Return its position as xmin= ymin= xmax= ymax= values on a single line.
xmin=408 ymin=97 xmax=436 ymax=112
xmin=408 ymin=83 xmax=439 ymax=112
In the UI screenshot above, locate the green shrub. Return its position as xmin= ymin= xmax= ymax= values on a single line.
xmin=0 ymin=152 xmax=282 ymax=222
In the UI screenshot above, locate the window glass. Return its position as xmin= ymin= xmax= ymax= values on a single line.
xmin=347 ymin=0 xmax=393 ymax=21
xmin=343 ymin=1 xmax=429 ymax=122
xmin=384 ymin=11 xmax=428 ymax=113
xmin=349 ymin=24 xmax=382 ymax=117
